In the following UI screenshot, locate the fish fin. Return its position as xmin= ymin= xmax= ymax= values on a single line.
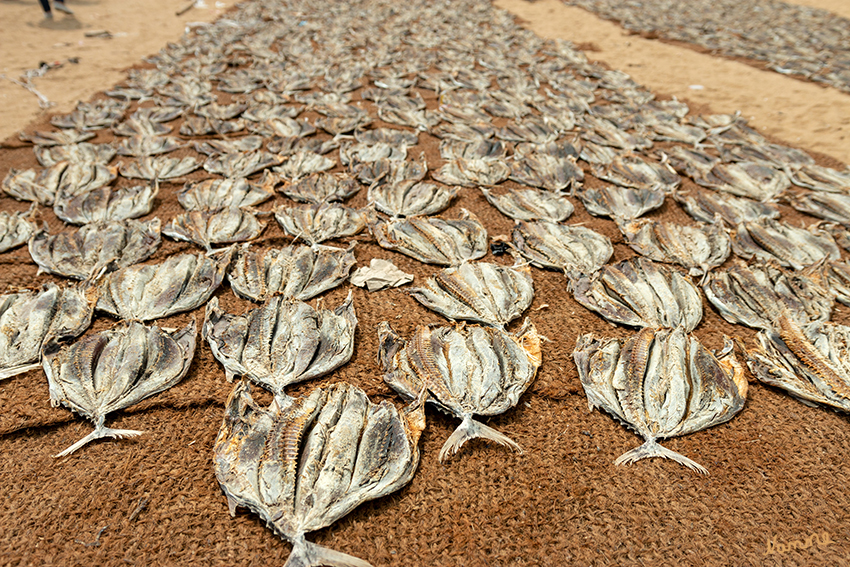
xmin=54 ymin=426 xmax=144 ymax=458
xmin=438 ymin=415 xmax=522 ymax=463
xmin=284 ymin=537 xmax=372 ymax=567
xmin=0 ymin=362 xmax=42 ymax=381
xmin=614 ymin=439 xmax=708 ymax=474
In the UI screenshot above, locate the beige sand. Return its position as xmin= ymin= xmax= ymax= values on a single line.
xmin=497 ymin=0 xmax=850 ymax=164
xmin=0 ymin=0 xmax=236 ymax=142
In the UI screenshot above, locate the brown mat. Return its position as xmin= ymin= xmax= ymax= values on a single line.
xmin=2 ymin=4 xmax=850 ymax=567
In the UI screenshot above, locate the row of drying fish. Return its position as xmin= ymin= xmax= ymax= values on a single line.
xmin=558 ymin=0 xmax=850 ymax=94
xmin=3 ymin=0 xmax=850 ymax=564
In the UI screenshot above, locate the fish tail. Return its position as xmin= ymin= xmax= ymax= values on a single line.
xmin=614 ymin=439 xmax=708 ymax=474
xmin=284 ymin=536 xmax=372 ymax=567
xmin=438 ymin=415 xmax=522 ymax=463
xmin=54 ymin=426 xmax=144 ymax=458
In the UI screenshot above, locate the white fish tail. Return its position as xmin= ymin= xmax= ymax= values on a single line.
xmin=438 ymin=414 xmax=522 ymax=463
xmin=54 ymin=425 xmax=144 ymax=458
xmin=614 ymin=439 xmax=708 ymax=474
xmin=0 ymin=362 xmax=42 ymax=381
xmin=284 ymin=536 xmax=372 ymax=567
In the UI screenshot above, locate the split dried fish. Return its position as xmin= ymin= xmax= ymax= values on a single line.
xmin=96 ymin=251 xmax=229 ymax=321
xmin=203 ymin=151 xmax=283 ymax=178
xmin=663 ymin=146 xmax=720 ymax=178
xmin=433 ymin=158 xmax=511 ymax=187
xmin=116 ymin=135 xmax=184 ymax=157
xmin=378 ymin=320 xmax=541 ymax=461
xmin=43 ymin=320 xmax=196 ymax=457
xmin=274 ymin=202 xmax=366 ymax=245
xmin=591 ymin=154 xmax=679 ymax=192
xmin=618 ymin=218 xmax=730 ymax=278
xmin=279 ymin=172 xmax=360 ymax=205
xmin=576 ymin=184 xmax=664 ymax=220
xmin=163 ymin=209 xmax=266 ymax=252
xmin=481 ymin=187 xmax=574 ymax=222
xmin=439 ymin=138 xmax=508 ymax=161
xmin=51 ymin=100 xmax=128 ymax=131
xmin=579 ymin=141 xmax=619 ymax=165
xmin=228 ymin=243 xmax=356 ymax=302
xmin=53 ymin=184 xmax=157 ymax=225
xmin=674 ymin=189 xmax=780 ymax=226
xmin=249 ymin=117 xmax=316 ymax=138
xmin=703 ymin=260 xmax=832 ymax=329
xmin=368 ymin=180 xmax=459 ymax=218
xmin=786 ymin=192 xmax=850 ymax=225
xmin=2 ymin=168 xmax=58 ymax=205
xmin=580 ymin=116 xmax=653 ymax=151
xmin=273 ymin=151 xmax=335 ymax=181
xmin=789 ymin=164 xmax=850 ymax=193
xmin=203 ymin=293 xmax=357 ymax=400
xmin=119 ymin=156 xmax=199 ymax=181
xmin=0 ymin=283 xmax=94 ymax=380
xmin=192 ymin=136 xmax=264 ymax=157
xmin=409 ymin=262 xmax=534 ymax=328
xmin=371 ymin=210 xmax=488 ymax=266
xmin=0 ymin=206 xmax=35 ymax=253
xmin=354 ymin=157 xmax=427 ymax=188
xmin=695 ymin=162 xmax=790 ymax=202
xmin=29 ymin=219 xmax=162 ymax=280
xmin=573 ymin=327 xmax=747 ymax=474
xmin=732 ymin=219 xmax=840 ymax=270
xmin=511 ymin=220 xmax=613 ymax=277
xmin=509 ymin=154 xmax=584 ymax=191
xmin=268 ymin=135 xmax=339 ymax=157
xmin=572 ymin=257 xmax=703 ymax=331
xmin=34 ymin=142 xmax=117 ymax=167
xmin=808 ymin=261 xmax=850 ymax=307
xmin=179 ymin=116 xmax=245 ymax=137
xmin=20 ymin=129 xmax=95 ymax=146
xmin=497 ymin=116 xmax=561 ymax=144
xmin=746 ymin=315 xmax=850 ymax=413
xmin=178 ymin=178 xmax=275 ymax=212
xmin=214 ymin=380 xmax=424 ymax=567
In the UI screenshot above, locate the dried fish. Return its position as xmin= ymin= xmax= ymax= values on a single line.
xmin=273 ymin=151 xmax=335 ymax=181
xmin=34 ymin=142 xmax=116 ymax=167
xmin=432 ymin=158 xmax=511 ymax=187
xmin=409 ymin=262 xmax=534 ymax=327
xmin=51 ymin=100 xmax=128 ymax=131
xmin=163 ymin=209 xmax=266 ymax=252
xmin=378 ymin=320 xmax=541 ymax=461
xmin=497 ymin=116 xmax=561 ymax=144
xmin=29 ymin=219 xmax=162 ymax=280
xmin=0 ymin=283 xmax=94 ymax=380
xmin=214 ymin=380 xmax=424 ymax=567
xmin=732 ymin=219 xmax=840 ymax=270
xmin=481 ymin=187 xmax=574 ymax=222
xmin=573 ymin=327 xmax=747 ymax=474
xmin=371 ymin=210 xmax=488 ymax=266
xmin=179 ymin=116 xmax=245 ymax=137
xmin=663 ymin=146 xmax=720 ymax=178
xmin=695 ymin=162 xmax=790 ymax=202
xmin=576 ymin=184 xmax=664 ymax=220
xmin=119 ymin=156 xmax=199 ymax=181
xmin=249 ymin=117 xmax=316 ymax=138
xmin=579 ymin=141 xmax=619 ymax=165
xmin=573 ymin=257 xmax=703 ymax=331
xmin=96 ymin=251 xmax=229 ymax=321
xmin=808 ymin=261 xmax=850 ymax=307
xmin=509 ymin=154 xmax=584 ymax=191
xmin=674 ymin=189 xmax=780 ymax=226
xmin=203 ymin=293 xmax=357 ymax=399
xmin=228 ymin=243 xmax=356 ymax=302
xmin=203 ymin=151 xmax=283 ymax=178
xmin=369 ymin=180 xmax=459 ymax=218
xmin=43 ymin=320 xmax=196 ymax=457
xmin=192 ymin=136 xmax=264 ymax=157
xmin=0 ymin=206 xmax=35 ymax=253
xmin=279 ymin=172 xmax=360 ymax=204
xmin=618 ymin=218 xmax=731 ymax=277
xmin=268 ymin=135 xmax=339 ymax=157
xmin=511 ymin=220 xmax=613 ymax=277
xmin=54 ymin=184 xmax=157 ymax=225
xmin=591 ymin=154 xmax=679 ymax=192
xmin=746 ymin=315 xmax=850 ymax=413
xmin=116 ymin=135 xmax=184 ymax=157
xmin=580 ymin=116 xmax=652 ymax=151
xmin=355 ymin=157 xmax=426 ymax=188
xmin=703 ymin=260 xmax=832 ymax=329
xmin=274 ymin=202 xmax=366 ymax=245
xmin=2 ymin=167 xmax=59 ymax=205
xmin=178 ymin=178 xmax=274 ymax=212
xmin=786 ymin=192 xmax=850 ymax=225
xmin=20 ymin=129 xmax=95 ymax=146
xmin=789 ymin=164 xmax=850 ymax=193
xmin=439 ymin=138 xmax=508 ymax=161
